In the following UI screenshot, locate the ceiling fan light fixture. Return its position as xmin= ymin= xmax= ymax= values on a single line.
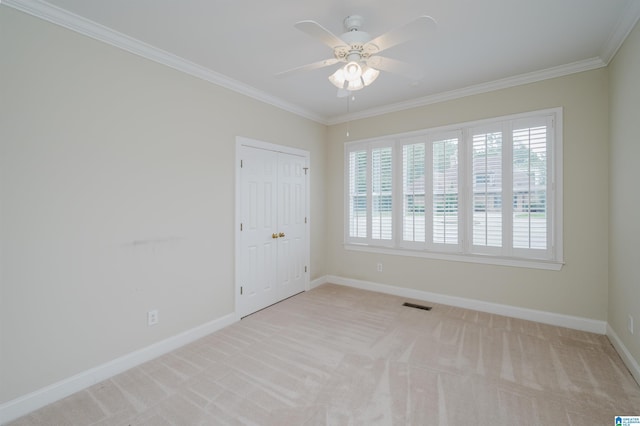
xmin=347 ymin=78 xmax=364 ymax=91
xmin=343 ymin=61 xmax=362 ymax=82
xmin=282 ymin=14 xmax=437 ymax=97
xmin=361 ymin=66 xmax=380 ymax=86
xmin=328 ymin=68 xmax=347 ymax=89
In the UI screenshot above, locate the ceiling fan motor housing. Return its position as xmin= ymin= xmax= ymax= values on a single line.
xmin=333 ymin=18 xmax=378 ymax=62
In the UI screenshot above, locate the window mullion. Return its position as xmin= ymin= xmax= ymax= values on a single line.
xmin=461 ymin=129 xmax=471 ymax=254
xmin=344 ymin=147 xmax=349 ymax=243
xmin=546 ymin=118 xmax=554 ymax=258
xmin=553 ymin=112 xmax=563 ymax=263
xmin=366 ymin=146 xmax=373 ymax=244
xmin=393 ymin=140 xmax=403 ymax=248
xmin=454 ymin=132 xmax=464 ymax=252
xmin=425 ymin=138 xmax=434 ymax=248
xmin=503 ymin=122 xmax=514 ymax=257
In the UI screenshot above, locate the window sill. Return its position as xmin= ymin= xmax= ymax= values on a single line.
xmin=344 ymin=244 xmax=564 ymax=271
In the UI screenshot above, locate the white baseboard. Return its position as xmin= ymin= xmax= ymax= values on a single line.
xmin=321 ymin=275 xmax=607 ymax=334
xmin=309 ymin=275 xmax=327 ymax=290
xmin=319 ymin=275 xmax=640 ymax=387
xmin=607 ymin=324 xmax=640 ymax=386
xmin=0 ymin=313 xmax=237 ymax=425
xmin=1 ymin=278 xmax=623 ymax=424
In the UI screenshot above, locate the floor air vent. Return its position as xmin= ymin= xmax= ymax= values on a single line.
xmin=403 ymin=302 xmax=432 ymax=311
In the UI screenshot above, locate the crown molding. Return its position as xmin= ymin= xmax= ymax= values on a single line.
xmin=2 ymin=0 xmax=328 ymax=124
xmin=599 ymin=0 xmax=640 ymax=64
xmin=4 ymin=0 xmax=638 ymax=127
xmin=326 ymin=57 xmax=606 ymax=125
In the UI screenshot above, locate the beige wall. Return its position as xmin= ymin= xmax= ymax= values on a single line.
xmin=2 ymin=1 xmax=637 ymax=411
xmin=326 ymin=69 xmax=610 ymax=321
xmin=609 ymin=21 xmax=640 ymax=365
xmin=0 ymin=7 xmax=326 ymax=403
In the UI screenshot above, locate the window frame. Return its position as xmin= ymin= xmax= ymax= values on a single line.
xmin=344 ymin=138 xmax=395 ymax=248
xmin=344 ymin=108 xmax=564 ymax=270
xmin=427 ymin=130 xmax=463 ymax=253
xmin=398 ymin=136 xmax=428 ymax=251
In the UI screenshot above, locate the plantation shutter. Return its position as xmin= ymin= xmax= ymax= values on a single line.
xmin=348 ymin=150 xmax=367 ymax=239
xmin=512 ymin=119 xmax=549 ymax=252
xmin=472 ymin=130 xmax=503 ymax=249
xmin=371 ymin=146 xmax=393 ymax=241
xmin=431 ymin=137 xmax=459 ymax=247
xmin=344 ymin=109 xmax=560 ymax=266
xmin=402 ymin=142 xmax=426 ymax=243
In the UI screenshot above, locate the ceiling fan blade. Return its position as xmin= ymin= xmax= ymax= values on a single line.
xmin=367 ymin=56 xmax=424 ymax=80
xmin=295 ymin=20 xmax=346 ymax=49
xmin=275 ymin=58 xmax=339 ymax=78
xmin=366 ymin=15 xmax=436 ymax=53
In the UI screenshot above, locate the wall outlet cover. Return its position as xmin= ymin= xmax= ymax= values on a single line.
xmin=148 ymin=310 xmax=159 ymax=326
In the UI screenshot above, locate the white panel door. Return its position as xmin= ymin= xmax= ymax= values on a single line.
xmin=239 ymin=146 xmax=279 ymax=317
xmin=238 ymin=145 xmax=307 ymax=318
xmin=277 ymin=153 xmax=306 ymax=300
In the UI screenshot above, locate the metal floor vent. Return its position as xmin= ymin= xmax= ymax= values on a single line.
xmin=403 ymin=302 xmax=432 ymax=311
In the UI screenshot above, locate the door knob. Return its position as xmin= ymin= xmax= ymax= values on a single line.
xmin=279 ymin=232 xmax=285 ymax=238
xmin=272 ymin=233 xmax=278 ymax=239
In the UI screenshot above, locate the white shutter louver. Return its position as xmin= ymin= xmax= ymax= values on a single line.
xmin=432 ymin=138 xmax=458 ymax=245
xmin=348 ymin=150 xmax=367 ymax=238
xmin=372 ymin=147 xmax=393 ymax=240
xmin=402 ymin=143 xmax=426 ymax=242
xmin=472 ymin=131 xmax=503 ymax=248
xmin=513 ymin=124 xmax=547 ymax=250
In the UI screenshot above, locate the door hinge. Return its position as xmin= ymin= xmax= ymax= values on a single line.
xmin=240 ymin=223 xmax=243 ymax=231
xmin=240 ymin=286 xmax=243 ymax=295
xmin=305 ymin=217 xmax=307 ymax=224
xmin=303 ymin=167 xmax=308 ymax=175
xmin=240 ymin=159 xmax=243 ymax=168
xmin=305 ymin=266 xmax=307 ymax=273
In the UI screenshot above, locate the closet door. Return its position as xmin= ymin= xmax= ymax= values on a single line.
xmin=238 ymin=146 xmax=279 ymax=317
xmin=238 ymin=145 xmax=308 ymax=318
xmin=277 ymin=153 xmax=306 ymax=300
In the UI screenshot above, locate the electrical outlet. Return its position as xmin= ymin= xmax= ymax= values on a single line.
xmin=377 ymin=263 xmax=383 ymax=272
xmin=628 ymin=314 xmax=634 ymax=335
xmin=148 ymin=310 xmax=159 ymax=326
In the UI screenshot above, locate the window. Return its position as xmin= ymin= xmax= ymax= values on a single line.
xmin=432 ymin=136 xmax=460 ymax=248
xmin=348 ymin=150 xmax=367 ymax=238
xmin=402 ymin=142 xmax=425 ymax=243
xmin=345 ymin=108 xmax=563 ymax=269
xmin=346 ymin=142 xmax=394 ymax=247
xmin=472 ymin=128 xmax=503 ymax=252
xmin=371 ymin=146 xmax=393 ymax=241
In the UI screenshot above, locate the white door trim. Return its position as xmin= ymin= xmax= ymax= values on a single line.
xmin=235 ymin=137 xmax=310 ymax=320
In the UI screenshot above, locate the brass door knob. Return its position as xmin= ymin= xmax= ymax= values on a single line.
xmin=272 ymin=233 xmax=278 ymax=239
xmin=279 ymin=232 xmax=285 ymax=238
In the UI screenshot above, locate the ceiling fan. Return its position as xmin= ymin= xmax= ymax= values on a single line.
xmin=275 ymin=14 xmax=437 ymax=96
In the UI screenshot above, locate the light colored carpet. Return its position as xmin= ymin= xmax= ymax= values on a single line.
xmin=9 ymin=283 xmax=640 ymax=425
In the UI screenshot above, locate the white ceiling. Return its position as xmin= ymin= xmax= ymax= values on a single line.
xmin=5 ymin=0 xmax=640 ymax=124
